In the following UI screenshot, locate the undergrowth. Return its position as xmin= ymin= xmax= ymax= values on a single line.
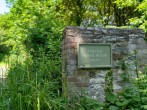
xmin=1 ymin=48 xmax=147 ymax=110
xmin=0 ymin=49 xmax=65 ymax=110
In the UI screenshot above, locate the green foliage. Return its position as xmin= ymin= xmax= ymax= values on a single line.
xmin=105 ymin=70 xmax=114 ymax=94
xmin=0 ymin=50 xmax=65 ymax=110
xmin=115 ymin=0 xmax=147 ymax=32
xmin=0 ymin=0 xmax=65 ymax=109
xmin=67 ymin=93 xmax=102 ymax=110
xmin=0 ymin=0 xmax=147 ymax=109
xmin=103 ymin=51 xmax=147 ymax=110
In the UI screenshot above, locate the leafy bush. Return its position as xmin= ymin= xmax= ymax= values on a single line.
xmin=0 ymin=48 xmax=64 ymax=110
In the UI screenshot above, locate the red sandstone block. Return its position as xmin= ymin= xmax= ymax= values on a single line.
xmin=66 ymin=28 xmax=80 ymax=37
xmin=67 ymin=76 xmax=79 ymax=82
xmin=65 ymin=37 xmax=76 ymax=43
xmin=75 ymin=82 xmax=89 ymax=87
xmin=75 ymin=37 xmax=85 ymax=43
xmin=65 ymin=43 xmax=77 ymax=49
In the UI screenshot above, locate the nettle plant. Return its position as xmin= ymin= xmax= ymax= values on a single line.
xmin=103 ymin=50 xmax=147 ymax=110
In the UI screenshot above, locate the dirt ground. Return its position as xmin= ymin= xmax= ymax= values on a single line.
xmin=0 ymin=64 xmax=8 ymax=83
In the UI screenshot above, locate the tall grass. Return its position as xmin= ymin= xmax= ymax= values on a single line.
xmin=0 ymin=46 xmax=104 ymax=110
xmin=0 ymin=48 xmax=68 ymax=110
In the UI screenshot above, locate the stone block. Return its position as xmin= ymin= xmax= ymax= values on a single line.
xmin=137 ymin=34 xmax=145 ymax=38
xmin=142 ymin=49 xmax=147 ymax=54
xmin=65 ymin=37 xmax=76 ymax=43
xmin=66 ymin=49 xmax=75 ymax=54
xmin=130 ymin=38 xmax=139 ymax=44
xmin=128 ymin=44 xmax=137 ymax=53
xmin=87 ymin=27 xmax=94 ymax=30
xmin=116 ymin=36 xmax=125 ymax=42
xmin=62 ymin=26 xmax=146 ymax=101
xmin=137 ymin=54 xmax=147 ymax=59
xmin=113 ymin=85 xmax=123 ymax=94
xmin=94 ymin=32 xmax=101 ymax=35
xmin=65 ymin=54 xmax=77 ymax=60
xmin=114 ymin=46 xmax=129 ymax=54
xmin=113 ymin=42 xmax=129 ymax=55
xmin=89 ymin=78 xmax=105 ymax=84
xmin=138 ymin=38 xmax=146 ymax=44
xmin=138 ymin=50 xmax=143 ymax=54
xmin=81 ymin=33 xmax=94 ymax=37
xmin=65 ymin=28 xmax=80 ymax=37
xmin=66 ymin=65 xmax=77 ymax=71
xmin=87 ymin=84 xmax=105 ymax=102
xmin=95 ymin=35 xmax=104 ymax=39
xmin=67 ymin=76 xmax=79 ymax=82
xmin=84 ymin=38 xmax=93 ymax=43
xmin=75 ymin=82 xmax=90 ymax=87
xmin=65 ymin=43 xmax=77 ymax=49
xmin=113 ymin=54 xmax=123 ymax=60
xmin=129 ymin=34 xmax=139 ymax=38
xmin=67 ymin=60 xmax=77 ymax=65
xmin=141 ymin=59 xmax=147 ymax=65
xmin=75 ymin=37 xmax=85 ymax=43
xmin=109 ymin=28 xmax=126 ymax=35
xmin=91 ymin=39 xmax=98 ymax=43
xmin=76 ymin=70 xmax=89 ymax=76
xmin=94 ymin=27 xmax=101 ymax=32
xmin=136 ymin=44 xmax=147 ymax=49
xmin=67 ymin=71 xmax=74 ymax=76
xmin=101 ymin=29 xmax=108 ymax=34
xmin=96 ymin=71 xmax=107 ymax=77
xmin=82 ymin=30 xmax=93 ymax=34
xmin=110 ymin=37 xmax=117 ymax=42
xmin=97 ymin=39 xmax=104 ymax=42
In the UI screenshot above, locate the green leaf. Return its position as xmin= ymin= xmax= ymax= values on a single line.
xmin=116 ymin=102 xmax=123 ymax=106
xmin=142 ymin=105 xmax=147 ymax=109
xmin=109 ymin=106 xmax=119 ymax=110
xmin=123 ymin=99 xmax=130 ymax=105
xmin=106 ymin=93 xmax=117 ymax=103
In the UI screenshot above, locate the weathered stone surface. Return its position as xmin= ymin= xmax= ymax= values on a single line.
xmin=89 ymin=78 xmax=105 ymax=84
xmin=75 ymin=82 xmax=90 ymax=87
xmin=66 ymin=65 xmax=77 ymax=73
xmin=67 ymin=76 xmax=79 ymax=82
xmin=65 ymin=43 xmax=77 ymax=49
xmin=113 ymin=54 xmax=123 ymax=60
xmin=114 ymin=43 xmax=129 ymax=54
xmin=87 ymin=84 xmax=105 ymax=102
xmin=67 ymin=60 xmax=77 ymax=65
xmin=62 ymin=26 xmax=146 ymax=102
xmin=66 ymin=49 xmax=75 ymax=54
xmin=65 ymin=37 xmax=75 ymax=43
xmin=128 ymin=44 xmax=137 ymax=53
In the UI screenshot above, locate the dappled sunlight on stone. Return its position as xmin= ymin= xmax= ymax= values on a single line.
xmin=62 ymin=26 xmax=146 ymax=102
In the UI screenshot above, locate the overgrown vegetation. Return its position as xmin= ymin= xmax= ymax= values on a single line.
xmin=0 ymin=0 xmax=147 ymax=109
xmin=102 ymin=51 xmax=147 ymax=110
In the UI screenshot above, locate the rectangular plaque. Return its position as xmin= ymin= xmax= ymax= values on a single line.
xmin=78 ymin=43 xmax=112 ymax=68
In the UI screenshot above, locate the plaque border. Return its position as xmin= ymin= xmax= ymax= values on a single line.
xmin=78 ymin=43 xmax=112 ymax=68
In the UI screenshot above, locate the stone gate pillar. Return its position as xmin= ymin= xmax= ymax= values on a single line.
xmin=62 ymin=26 xmax=146 ymax=101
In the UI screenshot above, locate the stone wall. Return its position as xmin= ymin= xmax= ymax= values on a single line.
xmin=62 ymin=26 xmax=146 ymax=101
